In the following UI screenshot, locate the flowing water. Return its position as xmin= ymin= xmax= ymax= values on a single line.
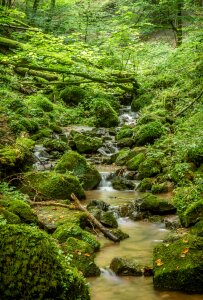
xmin=86 ymin=171 xmax=202 ymax=300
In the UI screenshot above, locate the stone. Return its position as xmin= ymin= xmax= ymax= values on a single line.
xmin=110 ymin=257 xmax=143 ymax=276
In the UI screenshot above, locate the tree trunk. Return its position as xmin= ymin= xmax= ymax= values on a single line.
xmin=176 ymin=0 xmax=183 ymax=47
xmin=71 ymin=193 xmax=120 ymax=243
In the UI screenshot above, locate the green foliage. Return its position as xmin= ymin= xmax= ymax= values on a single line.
xmin=0 ymin=224 xmax=90 ymax=299
xmin=126 ymin=152 xmax=145 ymax=171
xmin=60 ymin=86 xmax=86 ymax=105
xmin=116 ymin=126 xmax=133 ymax=141
xmin=91 ymin=99 xmax=119 ymax=127
xmin=134 ymin=121 xmax=165 ymax=146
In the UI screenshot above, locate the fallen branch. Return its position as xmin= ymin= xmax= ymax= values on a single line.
xmin=71 ymin=193 xmax=120 ymax=243
xmin=175 ymin=90 xmax=203 ymax=117
xmin=15 ymin=67 xmax=58 ymax=81
xmin=29 ymin=200 xmax=75 ymax=209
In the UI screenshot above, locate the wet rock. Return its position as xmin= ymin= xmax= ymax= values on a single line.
xmin=117 ymin=137 xmax=135 ymax=148
xmin=112 ymin=176 xmax=135 ymax=190
xmin=110 ymin=257 xmax=143 ymax=276
xmin=87 ymin=200 xmax=110 ymax=212
xmin=153 ymin=234 xmax=203 ymax=293
xmin=100 ymin=211 xmax=118 ymax=228
xmin=137 ymin=178 xmax=154 ymax=192
xmin=109 ymin=228 xmax=129 ymax=241
xmin=164 ymin=215 xmax=181 ymax=230
xmin=143 ymin=266 xmax=153 ymax=276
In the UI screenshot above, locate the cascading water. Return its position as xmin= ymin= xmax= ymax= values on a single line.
xmin=98 ymin=172 xmax=114 ymax=191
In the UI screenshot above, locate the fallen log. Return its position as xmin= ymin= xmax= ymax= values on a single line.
xmin=15 ymin=67 xmax=58 ymax=81
xmin=71 ymin=193 xmax=120 ymax=243
xmin=0 ymin=37 xmax=25 ymax=49
xmin=29 ymin=200 xmax=75 ymax=209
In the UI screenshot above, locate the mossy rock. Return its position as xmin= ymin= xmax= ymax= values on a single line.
xmin=53 ymin=223 xmax=100 ymax=251
xmin=116 ymin=127 xmax=134 ymax=141
xmin=126 ymin=152 xmax=145 ymax=171
xmin=100 ymin=211 xmax=118 ymax=228
xmin=60 ymin=86 xmax=85 ymax=105
xmin=62 ymin=237 xmax=100 ymax=277
xmin=173 ymin=186 xmax=203 ymax=227
xmin=22 ymin=171 xmax=85 ymax=200
xmin=170 ymin=163 xmax=194 ymax=184
xmin=153 ymin=234 xmax=203 ymax=292
xmin=0 ymin=224 xmax=90 ymax=299
xmin=134 ymin=121 xmax=164 ymax=146
xmin=87 ymin=199 xmax=110 ymax=212
xmin=117 ymin=137 xmax=135 ymax=148
xmin=151 ymin=182 xmax=172 ymax=194
xmin=0 ymin=207 xmax=21 ymax=224
xmin=110 ymin=257 xmax=143 ymax=276
xmin=115 ymin=148 xmax=131 ymax=166
xmin=109 ymin=228 xmax=129 ymax=241
xmin=137 ymin=193 xmax=176 ymax=215
xmin=112 ymin=176 xmax=135 ymax=191
xmin=8 ymin=200 xmax=38 ymax=224
xmin=137 ymin=178 xmax=154 ymax=192
xmin=71 ymin=131 xmax=102 ymax=154
xmin=43 ymin=138 xmax=70 ymax=153
xmin=55 ymin=150 xmax=101 ymax=190
xmin=190 ymin=220 xmax=203 ymax=237
xmin=91 ymin=99 xmax=119 ymax=127
xmin=186 ymin=142 xmax=203 ymax=167
xmin=0 ymin=137 xmax=34 ymax=169
xmin=138 ymin=157 xmax=162 ymax=179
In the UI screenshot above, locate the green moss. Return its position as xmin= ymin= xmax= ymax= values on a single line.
xmin=137 ymin=178 xmax=153 ymax=192
xmin=151 ymin=182 xmax=169 ymax=194
xmin=62 ymin=237 xmax=100 ymax=277
xmin=126 ymin=152 xmax=145 ymax=171
xmin=91 ymin=99 xmax=119 ymax=127
xmin=190 ymin=220 xmax=203 ymax=237
xmin=43 ymin=138 xmax=70 ymax=152
xmin=0 ymin=207 xmax=21 ymax=224
xmin=110 ymin=257 xmax=143 ymax=276
xmin=60 ymin=86 xmax=85 ymax=105
xmin=131 ymin=93 xmax=152 ymax=112
xmin=138 ymin=193 xmax=176 ymax=215
xmin=112 ymin=176 xmax=135 ymax=191
xmin=27 ymin=94 xmax=54 ymax=112
xmin=153 ymin=234 xmax=203 ymax=292
xmin=116 ymin=127 xmax=133 ymax=140
xmin=0 ymin=224 xmax=90 ymax=299
xmin=8 ymin=200 xmax=38 ymax=224
xmin=173 ymin=186 xmax=202 ymax=227
xmin=171 ymin=163 xmax=194 ymax=184
xmin=55 ymin=151 xmax=101 ymax=190
xmin=53 ymin=223 xmax=100 ymax=251
xmin=134 ymin=121 xmax=164 ymax=146
xmin=71 ymin=131 xmax=102 ymax=154
xmin=138 ymin=157 xmax=162 ymax=179
xmin=22 ymin=171 xmax=85 ymax=200
xmin=0 ymin=137 xmax=34 ymax=168
xmin=115 ymin=148 xmax=131 ymax=166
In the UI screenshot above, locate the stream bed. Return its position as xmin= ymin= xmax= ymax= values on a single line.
xmin=86 ymin=179 xmax=202 ymax=300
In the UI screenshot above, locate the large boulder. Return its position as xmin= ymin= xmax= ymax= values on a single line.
xmin=134 ymin=121 xmax=164 ymax=146
xmin=70 ymin=131 xmax=102 ymax=154
xmin=0 ymin=224 xmax=90 ymax=299
xmin=21 ymin=171 xmax=85 ymax=200
xmin=91 ymin=99 xmax=119 ymax=127
xmin=126 ymin=152 xmax=145 ymax=171
xmin=112 ymin=176 xmax=135 ymax=190
xmin=153 ymin=234 xmax=203 ymax=293
xmin=55 ymin=150 xmax=101 ymax=190
xmin=136 ymin=193 xmax=176 ymax=215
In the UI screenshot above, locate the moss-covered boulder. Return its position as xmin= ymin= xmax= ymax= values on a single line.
xmin=62 ymin=237 xmax=101 ymax=277
xmin=87 ymin=199 xmax=110 ymax=211
xmin=134 ymin=121 xmax=164 ymax=146
xmin=91 ymin=99 xmax=119 ymax=127
xmin=43 ymin=138 xmax=70 ymax=153
xmin=153 ymin=234 xmax=203 ymax=293
xmin=53 ymin=223 xmax=100 ymax=251
xmin=136 ymin=193 xmax=176 ymax=215
xmin=190 ymin=220 xmax=203 ymax=237
xmin=22 ymin=171 xmax=85 ymax=200
xmin=117 ymin=137 xmax=135 ymax=148
xmin=55 ymin=150 xmax=101 ymax=190
xmin=109 ymin=228 xmax=129 ymax=241
xmin=131 ymin=94 xmax=152 ymax=112
xmin=71 ymin=131 xmax=102 ymax=154
xmin=100 ymin=211 xmax=118 ymax=228
xmin=126 ymin=152 xmax=145 ymax=171
xmin=0 ymin=138 xmax=34 ymax=174
xmin=173 ymin=186 xmax=203 ymax=227
xmin=115 ymin=148 xmax=131 ymax=166
xmin=0 ymin=224 xmax=90 ymax=299
xmin=60 ymin=86 xmax=85 ymax=105
xmin=116 ymin=127 xmax=134 ymax=141
xmin=0 ymin=207 xmax=21 ymax=224
xmin=110 ymin=257 xmax=143 ymax=276
xmin=137 ymin=178 xmax=154 ymax=192
xmin=138 ymin=157 xmax=162 ymax=179
xmin=0 ymin=199 xmax=38 ymax=224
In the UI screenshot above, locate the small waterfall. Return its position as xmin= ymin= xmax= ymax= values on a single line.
xmin=100 ymin=268 xmax=123 ymax=283
xmin=98 ymin=172 xmax=114 ymax=191
xmin=33 ymin=145 xmax=53 ymax=171
xmin=119 ymin=105 xmax=138 ymax=126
